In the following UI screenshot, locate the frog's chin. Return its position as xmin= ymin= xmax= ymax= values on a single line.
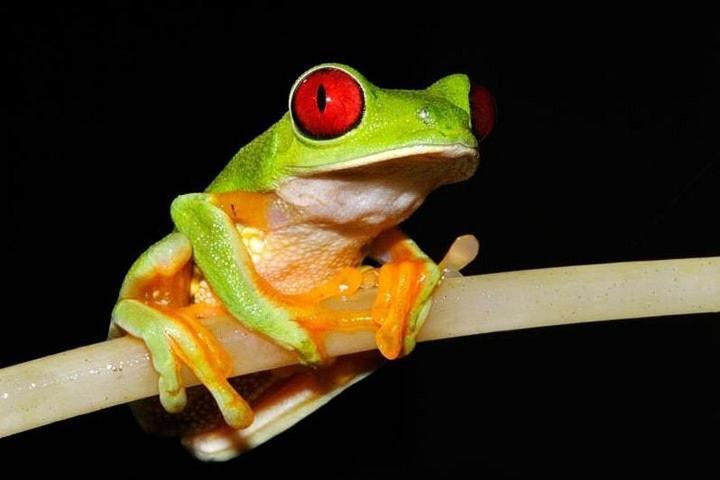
xmin=276 ymin=144 xmax=479 ymax=227
xmin=292 ymin=144 xmax=479 ymax=180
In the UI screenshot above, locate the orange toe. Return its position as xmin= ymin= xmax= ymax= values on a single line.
xmin=372 ymin=261 xmax=426 ymax=359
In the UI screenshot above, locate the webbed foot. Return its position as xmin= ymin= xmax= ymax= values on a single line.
xmin=113 ymin=299 xmax=254 ymax=428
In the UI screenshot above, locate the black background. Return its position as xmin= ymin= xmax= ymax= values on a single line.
xmin=5 ymin=3 xmax=719 ymax=478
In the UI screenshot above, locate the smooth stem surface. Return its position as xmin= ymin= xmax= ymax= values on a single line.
xmin=1 ymin=257 xmax=718 ymax=438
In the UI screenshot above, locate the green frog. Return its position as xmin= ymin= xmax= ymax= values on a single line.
xmin=110 ymin=63 xmax=494 ymax=460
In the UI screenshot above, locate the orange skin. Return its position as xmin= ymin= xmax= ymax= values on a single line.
xmin=135 ymin=192 xmax=432 ymax=384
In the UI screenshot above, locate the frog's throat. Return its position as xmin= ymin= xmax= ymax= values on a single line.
xmin=274 ymin=143 xmax=478 ymax=230
xmin=289 ymin=144 xmax=479 ymax=177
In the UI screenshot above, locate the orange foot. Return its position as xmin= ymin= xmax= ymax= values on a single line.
xmin=283 ymin=260 xmax=440 ymax=362
xmin=372 ymin=260 xmax=440 ymax=359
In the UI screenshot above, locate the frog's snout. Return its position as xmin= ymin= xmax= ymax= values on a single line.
xmin=425 ymin=73 xmax=495 ymax=144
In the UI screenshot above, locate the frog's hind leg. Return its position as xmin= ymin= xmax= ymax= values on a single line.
xmin=113 ymin=300 xmax=253 ymax=428
xmin=111 ymin=232 xmax=253 ymax=429
xmin=171 ymin=352 xmax=382 ymax=462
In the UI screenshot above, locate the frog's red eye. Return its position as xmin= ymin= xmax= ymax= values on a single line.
xmin=291 ymin=67 xmax=364 ymax=139
xmin=469 ymin=83 xmax=496 ymax=142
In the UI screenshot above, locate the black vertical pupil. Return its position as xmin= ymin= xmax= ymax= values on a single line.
xmin=317 ymin=84 xmax=327 ymax=112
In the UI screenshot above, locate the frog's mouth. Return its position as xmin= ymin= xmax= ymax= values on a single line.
xmin=291 ymin=144 xmax=479 ymax=184
xmin=278 ymin=144 xmax=479 ymax=226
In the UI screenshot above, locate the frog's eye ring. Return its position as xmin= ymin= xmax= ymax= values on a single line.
xmin=469 ymin=83 xmax=496 ymax=142
xmin=291 ymin=67 xmax=365 ymax=140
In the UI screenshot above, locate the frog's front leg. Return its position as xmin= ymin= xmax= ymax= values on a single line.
xmin=111 ymin=233 xmax=253 ymax=428
xmin=169 ymin=193 xmax=325 ymax=364
xmin=368 ymin=228 xmax=441 ymax=359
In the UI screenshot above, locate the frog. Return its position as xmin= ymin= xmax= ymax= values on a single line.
xmin=109 ymin=63 xmax=495 ymax=461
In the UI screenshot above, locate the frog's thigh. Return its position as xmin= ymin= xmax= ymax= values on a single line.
xmin=116 ymin=232 xmax=193 ymax=305
xmin=182 ymin=352 xmax=383 ymax=462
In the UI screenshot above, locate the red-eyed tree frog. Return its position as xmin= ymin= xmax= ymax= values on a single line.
xmin=110 ymin=64 xmax=495 ymax=460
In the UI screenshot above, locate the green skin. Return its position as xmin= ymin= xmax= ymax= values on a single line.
xmin=111 ymin=63 xmax=479 ymax=429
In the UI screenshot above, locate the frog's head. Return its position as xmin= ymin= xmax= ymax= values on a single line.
xmin=281 ymin=63 xmax=493 ymax=177
xmin=212 ymin=63 xmax=494 ymax=187
xmin=210 ymin=63 xmax=494 ymax=225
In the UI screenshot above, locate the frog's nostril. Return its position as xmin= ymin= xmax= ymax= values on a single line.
xmin=418 ymin=107 xmax=432 ymax=124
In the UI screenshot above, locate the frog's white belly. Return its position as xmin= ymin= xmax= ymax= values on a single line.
xmin=238 ymin=224 xmax=370 ymax=295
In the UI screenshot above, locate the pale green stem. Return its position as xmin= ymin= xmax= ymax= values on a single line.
xmin=0 ymin=257 xmax=718 ymax=438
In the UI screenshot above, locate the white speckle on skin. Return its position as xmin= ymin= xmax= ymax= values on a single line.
xmin=247 ymin=237 xmax=264 ymax=254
